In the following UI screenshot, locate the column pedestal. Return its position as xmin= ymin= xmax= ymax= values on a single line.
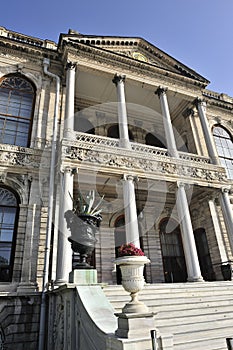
xmin=115 ymin=312 xmax=155 ymax=339
xmin=69 ymin=269 xmax=97 ymax=284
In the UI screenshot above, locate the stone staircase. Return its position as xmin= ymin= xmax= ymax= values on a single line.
xmin=103 ymin=281 xmax=233 ymax=350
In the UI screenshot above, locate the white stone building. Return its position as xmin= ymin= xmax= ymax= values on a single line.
xmin=0 ymin=26 xmax=232 ymax=349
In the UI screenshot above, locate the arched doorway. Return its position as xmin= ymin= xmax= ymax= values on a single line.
xmin=194 ymin=228 xmax=215 ymax=281
xmin=159 ymin=218 xmax=187 ymax=283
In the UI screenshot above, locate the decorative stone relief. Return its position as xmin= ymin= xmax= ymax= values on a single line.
xmin=0 ymin=144 xmax=41 ymax=168
xmin=64 ymin=145 xmax=227 ymax=184
xmin=53 ymin=296 xmax=64 ymax=350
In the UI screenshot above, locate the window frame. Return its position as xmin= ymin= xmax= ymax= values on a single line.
xmin=0 ymin=186 xmax=19 ymax=282
xmin=0 ymin=74 xmax=36 ymax=147
xmin=213 ymin=124 xmax=233 ymax=179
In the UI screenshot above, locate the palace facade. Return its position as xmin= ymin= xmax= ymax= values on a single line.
xmin=0 ymin=26 xmax=233 ymax=349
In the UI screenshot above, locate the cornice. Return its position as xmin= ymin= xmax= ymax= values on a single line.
xmin=62 ymin=41 xmax=207 ymax=93
xmin=59 ymin=35 xmax=208 ymax=84
xmin=202 ymin=91 xmax=233 ymax=112
xmin=0 ymin=37 xmax=59 ymax=62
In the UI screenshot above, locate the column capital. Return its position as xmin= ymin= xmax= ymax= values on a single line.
xmin=195 ymin=98 xmax=207 ymax=108
xmin=66 ymin=61 xmax=77 ymax=71
xmin=112 ymin=73 xmax=126 ymax=85
xmin=221 ymin=186 xmax=232 ymax=194
xmin=182 ymin=108 xmax=195 ymax=118
xmin=61 ymin=166 xmax=76 ymax=175
xmin=122 ymin=174 xmax=138 ymax=182
xmin=155 ymin=86 xmax=168 ymax=97
xmin=177 ymin=181 xmax=192 ymax=190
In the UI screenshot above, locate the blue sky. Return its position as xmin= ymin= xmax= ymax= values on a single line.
xmin=2 ymin=0 xmax=233 ymax=96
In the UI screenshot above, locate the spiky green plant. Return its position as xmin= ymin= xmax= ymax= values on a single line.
xmin=69 ymin=190 xmax=104 ymax=217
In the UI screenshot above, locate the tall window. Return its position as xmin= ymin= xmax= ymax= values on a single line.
xmin=0 ymin=187 xmax=19 ymax=282
xmin=213 ymin=125 xmax=233 ymax=179
xmin=0 ymin=75 xmax=35 ymax=147
xmin=160 ymin=218 xmax=187 ymax=283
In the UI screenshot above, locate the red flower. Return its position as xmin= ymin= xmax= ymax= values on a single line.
xmin=118 ymin=243 xmax=144 ymax=257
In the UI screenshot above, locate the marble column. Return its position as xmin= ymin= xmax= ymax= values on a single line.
xmin=122 ymin=175 xmax=140 ymax=248
xmin=155 ymin=87 xmax=203 ymax=281
xmin=220 ymin=187 xmax=233 ymax=251
xmin=64 ymin=61 xmax=76 ymax=139
xmin=196 ymin=99 xmax=220 ymax=165
xmin=112 ymin=74 xmax=131 ymax=149
xmin=208 ymin=197 xmax=228 ymax=262
xmin=155 ymin=87 xmax=179 ymax=158
xmin=176 ymin=182 xmax=203 ymax=282
xmin=55 ymin=167 xmax=73 ymax=285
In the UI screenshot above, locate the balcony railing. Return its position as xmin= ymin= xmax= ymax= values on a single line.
xmin=60 ymin=132 xmax=229 ymax=186
xmin=75 ymin=132 xmax=210 ymax=164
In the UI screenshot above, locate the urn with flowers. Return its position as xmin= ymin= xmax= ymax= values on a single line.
xmin=115 ymin=243 xmax=150 ymax=313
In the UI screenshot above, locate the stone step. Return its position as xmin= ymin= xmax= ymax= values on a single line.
xmin=103 ymin=282 xmax=233 ymax=349
xmin=172 ymin=325 xmax=233 ymax=350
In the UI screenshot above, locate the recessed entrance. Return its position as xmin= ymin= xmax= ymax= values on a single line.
xmin=160 ymin=218 xmax=187 ymax=283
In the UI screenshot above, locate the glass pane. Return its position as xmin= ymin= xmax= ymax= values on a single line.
xmin=0 ymin=243 xmax=11 ymax=264
xmin=0 ymin=188 xmax=17 ymax=205
xmin=0 ymin=76 xmax=34 ymax=146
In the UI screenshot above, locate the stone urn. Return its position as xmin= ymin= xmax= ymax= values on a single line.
xmin=114 ymin=255 xmax=150 ymax=313
xmin=65 ymin=211 xmax=101 ymax=269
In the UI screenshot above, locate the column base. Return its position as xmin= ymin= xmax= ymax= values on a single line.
xmin=115 ymin=312 xmax=155 ymax=339
xmin=119 ymin=138 xmax=131 ymax=149
xmin=187 ymin=276 xmax=204 ymax=282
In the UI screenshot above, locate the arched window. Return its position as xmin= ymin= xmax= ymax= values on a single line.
xmin=213 ymin=125 xmax=233 ymax=179
xmin=0 ymin=187 xmax=19 ymax=282
xmin=107 ymin=124 xmax=134 ymax=141
xmin=0 ymin=75 xmax=35 ymax=147
xmin=159 ymin=218 xmax=187 ymax=283
xmin=74 ymin=116 xmax=95 ymax=134
xmin=145 ymin=133 xmax=166 ymax=148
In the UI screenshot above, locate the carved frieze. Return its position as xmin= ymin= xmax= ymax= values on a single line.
xmin=63 ymin=142 xmax=227 ymax=185
xmin=0 ymin=144 xmax=42 ymax=169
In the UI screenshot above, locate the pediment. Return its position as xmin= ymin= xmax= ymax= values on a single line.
xmin=59 ymin=31 xmax=209 ymax=85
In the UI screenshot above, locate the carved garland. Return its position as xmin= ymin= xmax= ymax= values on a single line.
xmin=64 ymin=146 xmax=227 ymax=183
xmin=0 ymin=145 xmax=42 ymax=168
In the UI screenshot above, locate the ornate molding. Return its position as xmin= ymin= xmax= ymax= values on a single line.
xmin=66 ymin=61 xmax=77 ymax=71
xmin=63 ymin=141 xmax=228 ymax=186
xmin=155 ymin=86 xmax=167 ymax=97
xmin=0 ymin=144 xmax=42 ymax=169
xmin=112 ymin=73 xmax=126 ymax=85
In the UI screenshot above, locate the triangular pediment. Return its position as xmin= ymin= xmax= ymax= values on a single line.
xmin=59 ymin=31 xmax=209 ymax=85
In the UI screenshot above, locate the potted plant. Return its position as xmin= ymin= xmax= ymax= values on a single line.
xmin=115 ymin=243 xmax=150 ymax=313
xmin=65 ymin=190 xmax=104 ymax=269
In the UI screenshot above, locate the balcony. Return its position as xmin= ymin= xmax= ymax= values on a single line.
xmin=61 ymin=133 xmax=228 ymax=187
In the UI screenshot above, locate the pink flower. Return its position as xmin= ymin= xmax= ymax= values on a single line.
xmin=118 ymin=243 xmax=144 ymax=257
